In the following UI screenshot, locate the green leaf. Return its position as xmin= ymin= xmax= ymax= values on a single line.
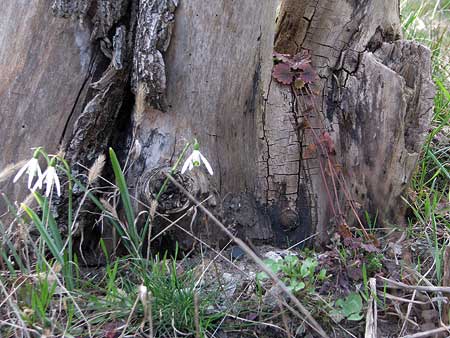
xmin=318 ymin=268 xmax=327 ymax=281
xmin=109 ymin=148 xmax=135 ymax=228
xmin=284 ymin=255 xmax=299 ymax=264
xmin=300 ymin=257 xmax=317 ymax=278
xmin=347 ymin=313 xmax=364 ymax=321
xmin=289 ymin=279 xmax=305 ymax=292
xmin=334 ymin=292 xmax=363 ymax=322
xmin=255 ymin=272 xmax=269 ymax=281
xmin=33 ymin=192 xmax=63 ymax=252
xmin=109 ymin=148 xmax=140 ymax=255
xmin=21 ymin=204 xmax=63 ymax=265
xmin=264 ymin=259 xmax=282 ymax=273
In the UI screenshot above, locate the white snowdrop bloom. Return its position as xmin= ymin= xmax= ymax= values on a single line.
xmin=415 ymin=18 xmax=426 ymax=31
xmin=13 ymin=149 xmax=43 ymax=189
xmin=33 ymin=159 xmax=61 ymax=197
xmin=181 ymin=141 xmax=213 ymax=175
xmin=138 ymin=284 xmax=148 ymax=302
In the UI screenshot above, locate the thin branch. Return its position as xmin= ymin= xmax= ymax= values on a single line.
xmin=378 ymin=276 xmax=450 ymax=293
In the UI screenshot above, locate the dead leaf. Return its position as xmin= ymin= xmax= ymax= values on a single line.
xmin=338 ymin=223 xmax=353 ymax=240
xmin=299 ymin=64 xmax=318 ymax=83
xmin=320 ymin=132 xmax=336 ymax=155
xmin=361 ymin=243 xmax=379 ymax=253
xmin=294 ymin=77 xmax=305 ymax=89
xmin=303 ymin=143 xmax=317 ymax=159
xmin=272 ymin=63 xmax=295 ymax=85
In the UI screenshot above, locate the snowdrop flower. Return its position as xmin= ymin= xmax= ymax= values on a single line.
xmin=181 ymin=140 xmax=213 ymax=175
xmin=138 ymin=284 xmax=148 ymax=302
xmin=33 ymin=158 xmax=61 ymax=197
xmin=415 ymin=18 xmax=426 ymax=31
xmin=13 ymin=148 xmax=43 ymax=189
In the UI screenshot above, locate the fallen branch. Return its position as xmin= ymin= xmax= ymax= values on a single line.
xmin=378 ymin=291 xmax=428 ymax=305
xmin=377 ymin=276 xmax=450 ymax=293
xmin=365 ymin=278 xmax=377 ymax=338
xmin=400 ymin=324 xmax=450 ymax=338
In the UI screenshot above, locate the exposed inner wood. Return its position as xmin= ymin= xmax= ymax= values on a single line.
xmin=271 ymin=0 xmax=434 ymax=242
xmin=0 ymin=1 xmax=91 ymax=213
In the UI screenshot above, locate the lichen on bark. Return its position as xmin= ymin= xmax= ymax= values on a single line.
xmin=132 ymin=0 xmax=178 ymax=110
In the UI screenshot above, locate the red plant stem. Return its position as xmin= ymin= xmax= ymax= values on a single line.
xmin=293 ymin=85 xmax=370 ymax=240
xmin=327 ymin=159 xmax=344 ymax=220
xmin=336 ymin=171 xmax=370 ymax=239
xmin=293 ymin=88 xmax=338 ymax=219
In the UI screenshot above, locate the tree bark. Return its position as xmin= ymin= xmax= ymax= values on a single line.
xmin=273 ymin=0 xmax=434 ymax=242
xmin=0 ymin=1 xmax=92 ymax=210
xmin=0 ymin=0 xmax=434 ymax=253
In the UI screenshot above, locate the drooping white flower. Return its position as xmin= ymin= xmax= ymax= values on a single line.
xmin=181 ymin=140 xmax=213 ymax=175
xmin=138 ymin=284 xmax=148 ymax=302
xmin=33 ymin=158 xmax=61 ymax=197
xmin=13 ymin=149 xmax=43 ymax=189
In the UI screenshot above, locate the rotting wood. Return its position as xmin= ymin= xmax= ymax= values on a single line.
xmin=125 ymin=0 xmax=278 ymax=250
xmin=0 ymin=2 xmax=91 ymax=214
xmin=0 ymin=0 xmax=435 ymax=255
xmin=267 ymin=0 xmax=434 ymax=243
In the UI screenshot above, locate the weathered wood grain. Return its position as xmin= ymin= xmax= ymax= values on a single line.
xmin=132 ymin=0 xmax=178 ymax=110
xmin=127 ymin=0 xmax=278 ymax=245
xmin=270 ymin=0 xmax=434 ymax=242
xmin=0 ymin=1 xmax=92 ymax=213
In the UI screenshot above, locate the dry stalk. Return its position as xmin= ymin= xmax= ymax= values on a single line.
xmin=400 ymin=324 xmax=450 ymax=338
xmin=442 ymin=245 xmax=450 ymax=324
xmin=119 ymin=294 xmax=140 ymax=338
xmin=149 ymin=196 xmax=211 ymax=243
xmin=378 ymin=276 xmax=450 ymax=293
xmin=378 ymin=291 xmax=427 ymax=305
xmin=365 ymin=278 xmax=377 ymax=338
xmin=399 ymin=289 xmax=417 ymax=336
xmin=0 ymin=278 xmax=31 ymax=338
xmin=277 ymin=296 xmax=293 ymax=338
xmin=194 ymin=292 xmax=200 ymax=338
xmin=148 ymin=291 xmax=154 ymax=338
xmin=223 ymin=314 xmax=288 ymax=334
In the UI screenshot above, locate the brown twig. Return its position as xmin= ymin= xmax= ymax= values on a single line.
xmin=365 ymin=278 xmax=377 ymax=338
xmin=293 ymin=87 xmax=370 ymax=240
xmin=378 ymin=276 xmax=450 ymax=293
xmin=194 ymin=292 xmax=200 ymax=338
xmin=400 ymin=324 xmax=450 ymax=338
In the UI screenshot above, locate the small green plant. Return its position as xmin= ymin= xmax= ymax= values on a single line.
xmin=331 ymin=292 xmax=364 ymax=322
xmin=80 ymin=253 xmax=223 ymax=337
xmin=256 ymin=255 xmax=327 ymax=293
xmin=17 ymin=270 xmax=58 ymax=331
xmin=366 ymin=252 xmax=384 ymax=273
